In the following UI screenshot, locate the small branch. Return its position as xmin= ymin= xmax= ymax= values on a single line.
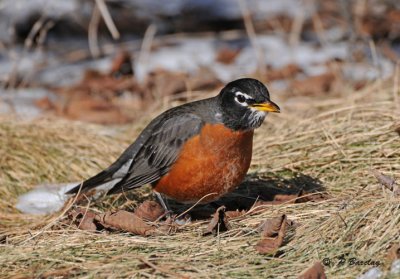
xmin=238 ymin=0 xmax=265 ymax=78
xmin=88 ymin=4 xmax=101 ymax=58
xmin=136 ymin=24 xmax=157 ymax=82
xmin=95 ymin=0 xmax=120 ymax=40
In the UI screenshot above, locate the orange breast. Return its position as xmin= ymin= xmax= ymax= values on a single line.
xmin=153 ymin=124 xmax=253 ymax=203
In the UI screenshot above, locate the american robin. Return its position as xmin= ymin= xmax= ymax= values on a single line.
xmin=67 ymin=78 xmax=280 ymax=205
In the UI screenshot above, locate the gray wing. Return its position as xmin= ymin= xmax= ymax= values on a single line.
xmin=67 ymin=112 xmax=204 ymax=195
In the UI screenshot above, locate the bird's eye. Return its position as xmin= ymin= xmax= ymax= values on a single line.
xmin=236 ymin=94 xmax=246 ymax=103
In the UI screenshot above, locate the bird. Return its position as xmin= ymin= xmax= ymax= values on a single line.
xmin=66 ymin=78 xmax=280 ymax=206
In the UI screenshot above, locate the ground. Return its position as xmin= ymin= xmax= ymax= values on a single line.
xmin=0 ymin=78 xmax=399 ymax=278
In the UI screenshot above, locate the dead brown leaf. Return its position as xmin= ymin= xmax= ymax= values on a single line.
xmin=216 ymin=47 xmax=241 ymax=64
xmin=203 ymin=206 xmax=231 ymax=236
xmin=388 ymin=244 xmax=400 ymax=262
xmin=225 ymin=210 xmax=246 ymax=219
xmin=135 ymin=201 xmax=165 ymax=221
xmin=359 ymin=9 xmax=400 ymax=40
xmin=265 ymin=64 xmax=302 ymax=81
xmin=59 ymin=95 xmax=130 ymax=125
xmin=258 ymin=215 xmax=287 ymax=238
xmin=34 ymin=96 xmax=56 ymax=111
xmin=68 ymin=209 xmax=99 ymax=231
xmin=110 ymin=51 xmax=134 ymax=77
xmin=298 ymin=261 xmax=327 ymax=279
xmin=68 ymin=207 xmax=159 ymax=236
xmin=95 ymin=210 xmax=156 ymax=236
xmin=254 ymin=215 xmax=287 ymax=255
xmin=290 ymin=73 xmax=336 ymax=96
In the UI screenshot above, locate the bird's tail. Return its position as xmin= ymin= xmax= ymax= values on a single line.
xmin=65 ymin=170 xmax=115 ymax=194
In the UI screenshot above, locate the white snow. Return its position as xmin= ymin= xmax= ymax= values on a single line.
xmin=16 ymin=179 xmax=122 ymax=215
xmin=16 ymin=182 xmax=78 ymax=215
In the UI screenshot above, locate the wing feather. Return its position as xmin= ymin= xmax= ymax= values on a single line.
xmin=107 ymin=114 xmax=203 ymax=194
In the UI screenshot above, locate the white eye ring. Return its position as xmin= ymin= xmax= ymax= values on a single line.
xmin=234 ymin=91 xmax=252 ymax=106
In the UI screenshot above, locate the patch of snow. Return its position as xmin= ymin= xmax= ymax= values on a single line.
xmin=16 ymin=179 xmax=122 ymax=215
xmin=391 ymin=259 xmax=400 ymax=275
xmin=16 ymin=182 xmax=78 ymax=215
xmin=357 ymin=267 xmax=383 ymax=279
xmin=135 ymin=38 xmax=216 ymax=82
xmin=0 ymin=88 xmax=57 ymax=119
xmin=135 ymin=35 xmax=352 ymax=82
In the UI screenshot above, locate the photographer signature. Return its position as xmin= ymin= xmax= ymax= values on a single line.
xmin=322 ymin=256 xmax=381 ymax=267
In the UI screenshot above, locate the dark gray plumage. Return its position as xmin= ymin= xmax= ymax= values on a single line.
xmin=66 ymin=78 xmax=279 ymax=196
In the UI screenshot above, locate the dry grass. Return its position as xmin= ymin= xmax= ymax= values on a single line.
xmin=0 ymin=80 xmax=399 ymax=278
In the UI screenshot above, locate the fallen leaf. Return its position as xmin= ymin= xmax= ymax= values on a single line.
xmin=358 ymin=10 xmax=400 ymax=40
xmin=225 ymin=210 xmax=246 ymax=219
xmin=388 ymin=244 xmax=400 ymax=262
xmin=265 ymin=64 xmax=302 ymax=81
xmin=254 ymin=215 xmax=287 ymax=255
xmin=68 ymin=209 xmax=100 ymax=231
xmin=216 ymin=47 xmax=241 ymax=64
xmin=290 ymin=73 xmax=336 ymax=96
xmin=203 ymin=206 xmax=231 ymax=236
xmin=135 ymin=201 xmax=165 ymax=221
xmin=59 ymin=95 xmax=130 ymax=124
xmin=298 ymin=261 xmax=327 ymax=279
xmin=110 ymin=51 xmax=134 ymax=77
xmin=258 ymin=215 xmax=286 ymax=237
xmin=34 ymin=96 xmax=56 ymax=111
xmin=371 ymin=169 xmax=396 ymax=191
xmin=95 ymin=210 xmax=156 ymax=236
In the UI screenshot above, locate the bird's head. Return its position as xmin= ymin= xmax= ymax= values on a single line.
xmin=218 ymin=78 xmax=280 ymax=130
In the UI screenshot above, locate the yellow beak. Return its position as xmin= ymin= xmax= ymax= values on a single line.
xmin=250 ymin=100 xmax=280 ymax=113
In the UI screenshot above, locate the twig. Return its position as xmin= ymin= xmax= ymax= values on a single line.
xmin=289 ymin=5 xmax=305 ymax=47
xmin=312 ymin=12 xmax=327 ymax=46
xmin=238 ymin=0 xmax=265 ymax=78
xmin=88 ymin=4 xmax=101 ymax=58
xmin=95 ymin=0 xmax=120 ymax=40
xmin=136 ymin=24 xmax=157 ymax=82
xmin=37 ymin=20 xmax=55 ymax=46
xmin=24 ymin=15 xmax=47 ymax=49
